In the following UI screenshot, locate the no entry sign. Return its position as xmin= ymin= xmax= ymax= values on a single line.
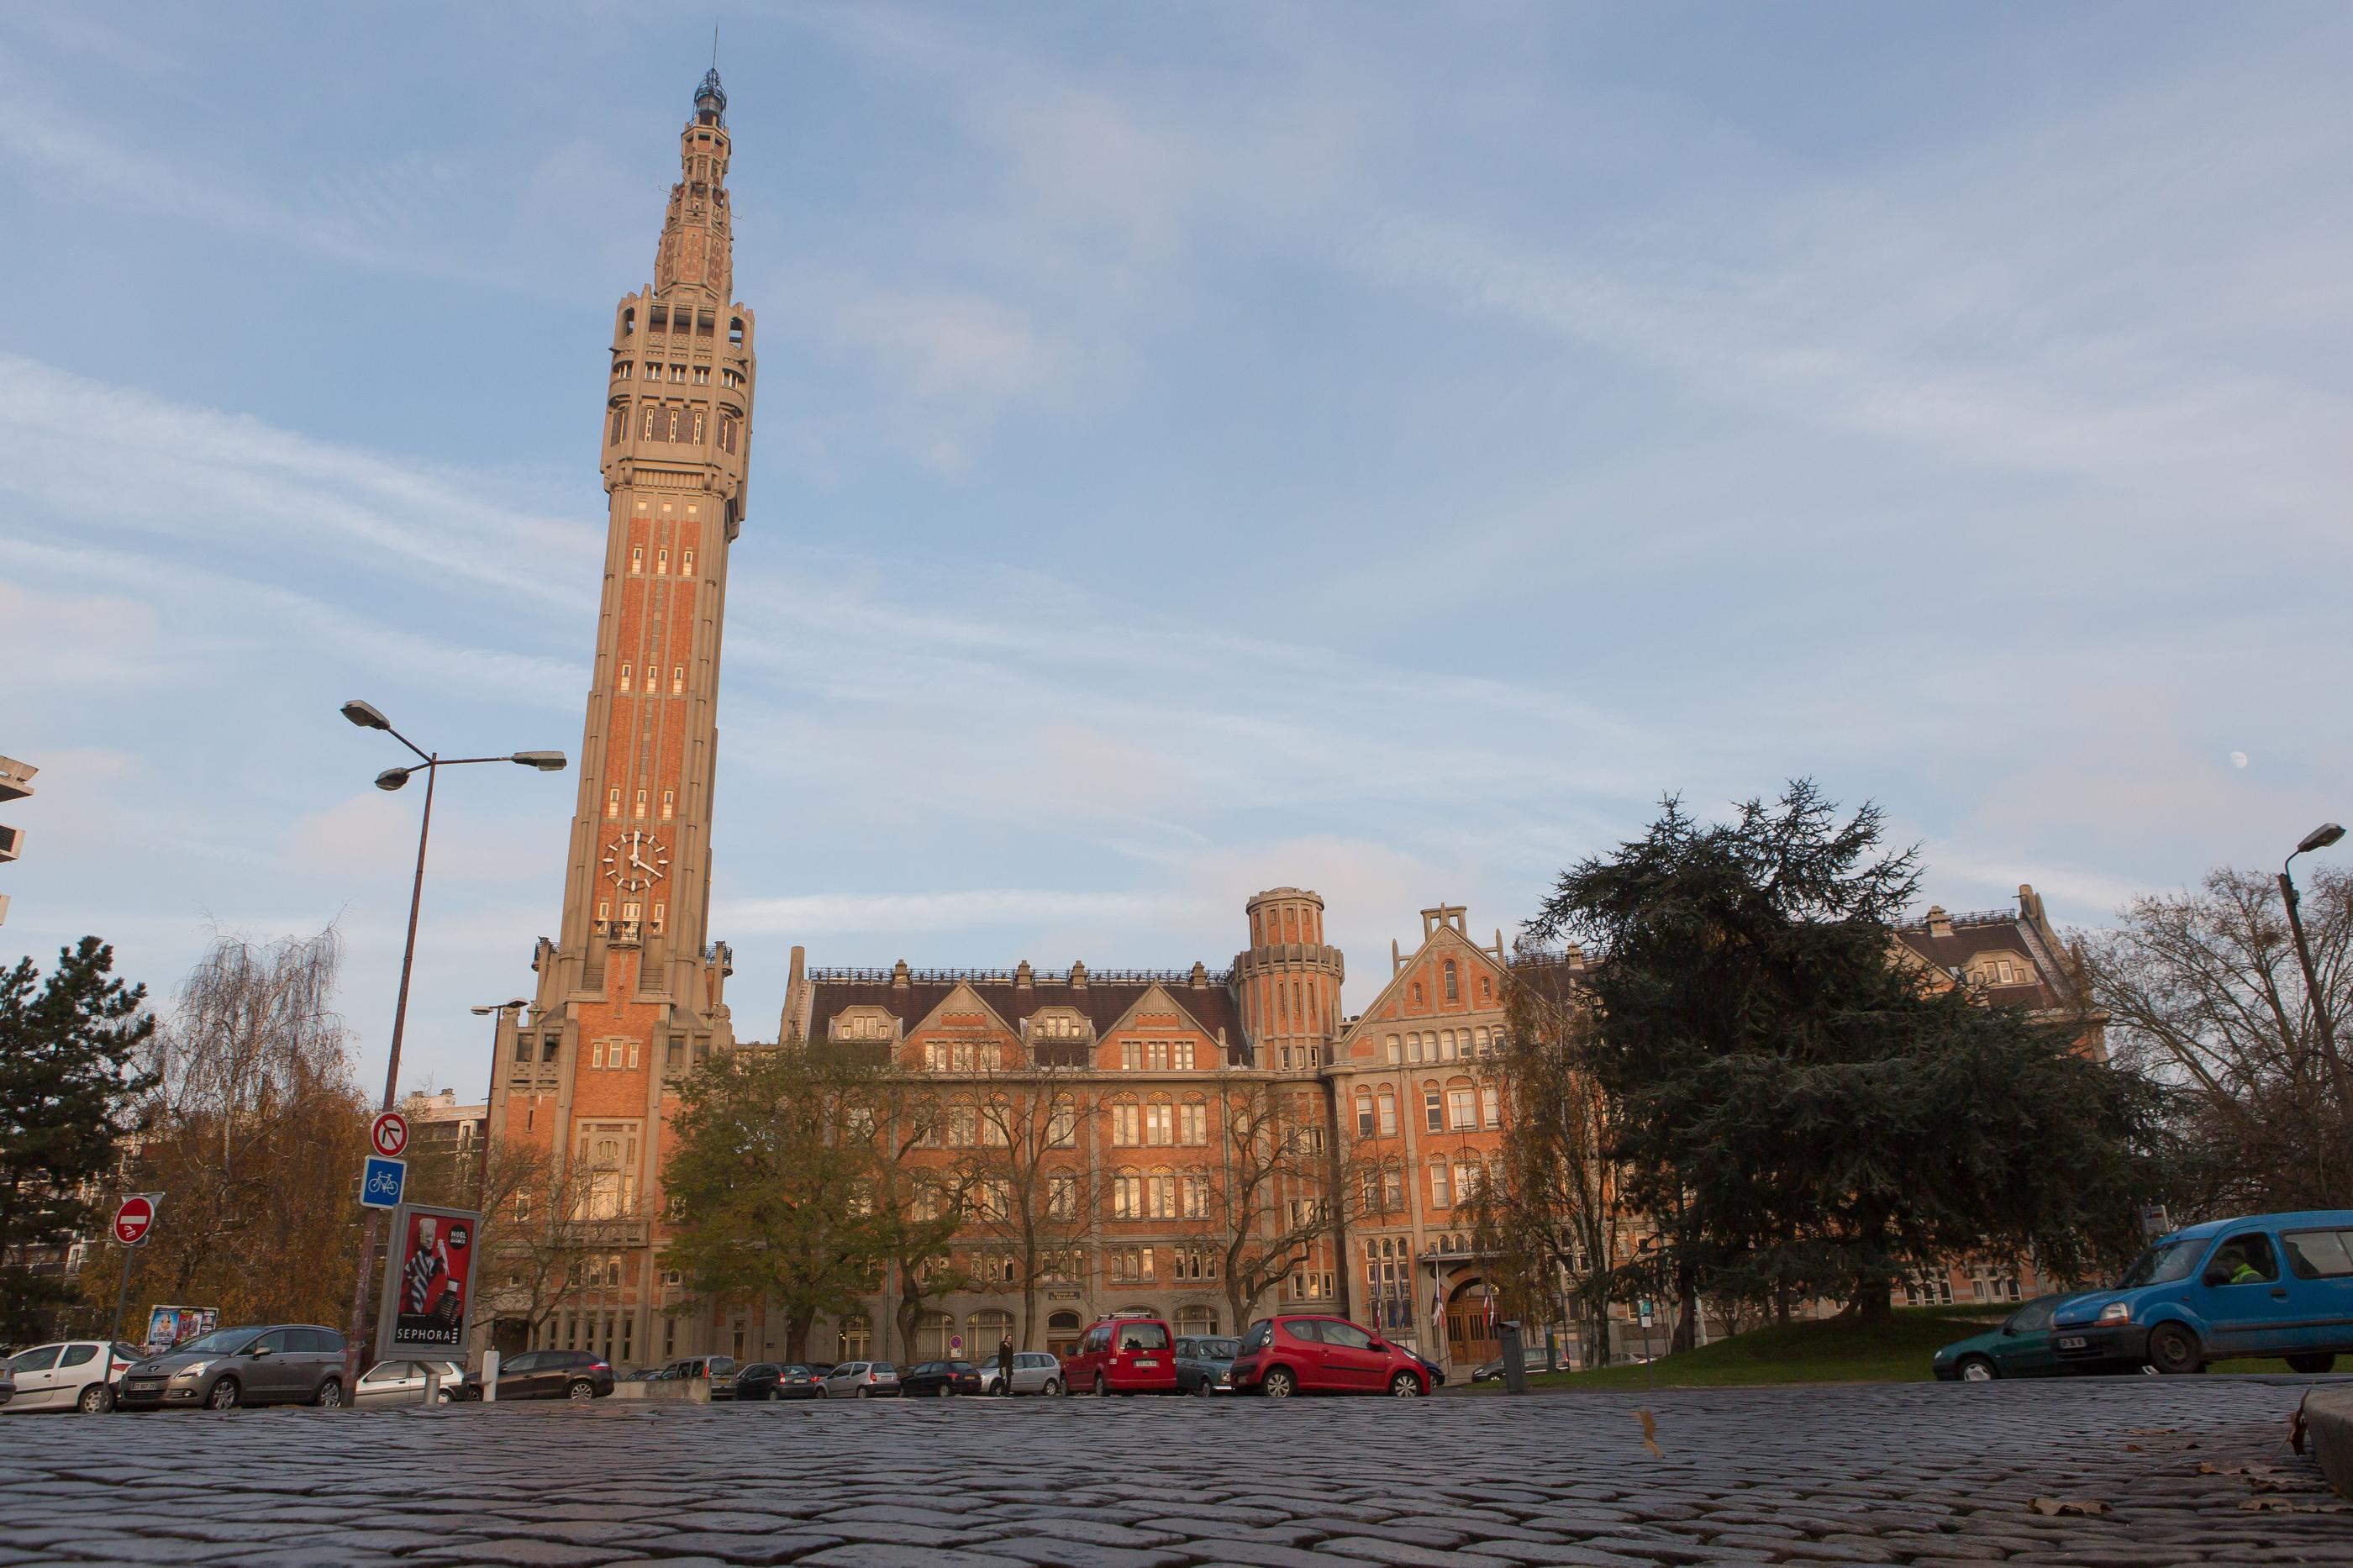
xmin=371 ymin=1111 xmax=410 ymax=1159
xmin=113 ymin=1195 xmax=156 ymax=1246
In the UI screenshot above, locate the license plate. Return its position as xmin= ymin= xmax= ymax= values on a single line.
xmin=2058 ymin=1336 xmax=2086 ymax=1350
xmin=1135 ymin=1359 xmax=1158 ymax=1367
xmin=128 ymin=1379 xmax=163 ymax=1390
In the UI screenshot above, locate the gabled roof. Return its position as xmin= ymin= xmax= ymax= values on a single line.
xmin=1336 ymin=918 xmax=1509 ymax=1055
xmin=800 ymin=970 xmax=1250 ymax=1066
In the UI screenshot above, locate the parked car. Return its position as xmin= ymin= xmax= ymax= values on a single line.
xmin=462 ymin=1349 xmax=614 ymax=1401
xmin=355 ymin=1359 xmax=466 ymax=1407
xmin=2053 ymin=1210 xmax=2353 ymax=1376
xmin=821 ymin=1360 xmax=901 ymax=1397
xmin=117 ymin=1324 xmax=350 ymax=1411
xmin=901 ymin=1359 xmax=983 ymax=1397
xmin=3 ymin=1340 xmax=142 ymax=1413
xmin=0 ymin=1364 xmax=13 ymax=1407
xmin=657 ymin=1355 xmax=740 ymax=1398
xmin=1061 ymin=1314 xmax=1179 ymax=1397
xmin=1407 ymin=1348 xmax=1447 ymax=1387
xmin=1230 ymin=1314 xmax=1431 ymax=1397
xmin=1932 ymin=1295 xmax=2085 ymax=1381
xmin=975 ymin=1351 xmax=1063 ymax=1396
xmin=735 ymin=1362 xmax=827 ymax=1401
xmin=1174 ymin=1335 xmax=1241 ymax=1395
xmin=1471 ymin=1345 xmax=1554 ymax=1383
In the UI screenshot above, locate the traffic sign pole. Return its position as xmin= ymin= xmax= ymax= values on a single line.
xmin=107 ymin=1195 xmax=158 ymax=1343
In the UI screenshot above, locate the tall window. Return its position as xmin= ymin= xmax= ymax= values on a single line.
xmin=1047 ymin=1175 xmax=1079 ymax=1218
xmin=1455 ymin=1160 xmax=1482 ymax=1206
xmin=1444 ymin=960 xmax=1458 ymax=1002
xmin=1181 ymin=1173 xmax=1209 ymax=1218
xmin=1429 ymin=1162 xmax=1451 ymax=1209
xmin=1048 ymin=1097 xmax=1078 ymax=1146
xmin=1424 ymin=1085 xmax=1444 ymax=1132
xmin=1355 ymin=1089 xmax=1375 ymax=1138
xmin=1111 ymin=1171 xmax=1142 ymax=1218
xmin=1377 ymin=1088 xmax=1398 ymax=1137
xmin=1145 ymin=1099 xmax=1174 ymax=1145
xmin=1110 ymin=1100 xmax=1140 ymax=1145
xmin=1481 ymin=1086 xmax=1501 ymax=1129
xmin=1180 ymin=1099 xmax=1208 ymax=1144
xmin=1146 ymin=1171 xmax=1176 ymax=1218
xmin=1382 ymin=1165 xmax=1403 ymax=1211
xmin=1449 ymin=1087 xmax=1476 ymax=1129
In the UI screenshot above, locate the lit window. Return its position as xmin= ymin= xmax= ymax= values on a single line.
xmin=629 ymin=545 xmax=644 ymax=573
xmin=671 ymin=666 xmax=684 ymax=695
xmin=650 ymin=903 xmax=665 ymax=934
xmin=661 ymin=789 xmax=675 ymax=820
xmin=634 ymin=789 xmax=648 ymax=818
xmin=655 ymin=549 xmax=669 ymax=574
xmin=1445 ymin=960 xmax=1458 ymax=1002
xmin=618 ymin=663 xmax=632 ymax=692
xmin=604 ymin=789 xmax=620 ymax=819
xmin=681 ymin=549 xmax=695 ymax=574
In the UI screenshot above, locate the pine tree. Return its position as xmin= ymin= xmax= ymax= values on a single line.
xmin=0 ymin=938 xmax=156 ymax=1342
xmin=1532 ymin=781 xmax=2162 ymax=1322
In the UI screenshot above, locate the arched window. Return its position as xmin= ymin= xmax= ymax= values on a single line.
xmin=1145 ymin=1095 xmax=1174 ymax=1146
xmin=1429 ymin=1161 xmax=1451 ymax=1209
xmin=1354 ymin=1088 xmax=1375 ymax=1138
xmin=1444 ymin=960 xmax=1459 ymax=1002
xmin=1109 ymin=1097 xmax=1140 ymax=1146
xmin=1111 ymin=1167 xmax=1143 ymax=1218
xmin=1423 ymin=1082 xmax=1444 ymax=1132
xmin=1376 ymin=1087 xmax=1398 ymax=1138
xmin=729 ymin=316 xmax=745 ymax=345
xmin=1181 ymin=1096 xmax=1208 ymax=1144
xmin=1147 ymin=1168 xmax=1176 ymax=1218
xmin=622 ymin=307 xmax=636 ymax=336
xmin=1472 ymin=1026 xmax=1489 ymax=1055
xmin=1448 ymin=1082 xmax=1477 ymax=1130
xmin=1385 ymin=1034 xmax=1402 ymax=1065
xmin=1441 ymin=1029 xmax=1458 ymax=1060
xmin=836 ymin=1314 xmax=869 ymax=1360
xmin=1482 ymin=1086 xmax=1501 ymax=1129
xmin=1406 ymin=1032 xmax=1424 ymax=1063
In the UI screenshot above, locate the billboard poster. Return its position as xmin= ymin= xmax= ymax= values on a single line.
xmin=143 ymin=1304 xmax=218 ymax=1354
xmin=373 ymin=1202 xmax=483 ymax=1360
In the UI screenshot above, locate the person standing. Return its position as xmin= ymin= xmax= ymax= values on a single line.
xmin=996 ymin=1334 xmax=1015 ymax=1396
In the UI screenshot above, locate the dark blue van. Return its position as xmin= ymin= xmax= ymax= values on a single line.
xmin=2052 ymin=1210 xmax=2353 ymax=1375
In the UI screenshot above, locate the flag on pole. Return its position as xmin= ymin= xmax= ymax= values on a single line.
xmin=1431 ymin=1282 xmax=1444 ymax=1334
xmin=1482 ymin=1280 xmax=1498 ymax=1333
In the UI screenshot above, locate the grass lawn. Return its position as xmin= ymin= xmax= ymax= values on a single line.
xmin=1470 ymin=1312 xmax=2008 ymax=1391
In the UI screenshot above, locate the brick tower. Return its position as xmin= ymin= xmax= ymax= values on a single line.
xmin=485 ymin=67 xmax=756 ymax=1365
xmin=1233 ymin=887 xmax=1345 ymax=1071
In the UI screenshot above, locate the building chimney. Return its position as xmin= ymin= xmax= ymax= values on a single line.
xmin=1189 ymin=960 xmax=1208 ymax=989
xmin=1069 ymin=960 xmax=1087 ymax=991
xmin=1925 ymin=906 xmax=1954 ymax=939
xmin=1015 ymin=959 xmax=1034 ymax=992
xmin=892 ymin=959 xmax=911 ymax=992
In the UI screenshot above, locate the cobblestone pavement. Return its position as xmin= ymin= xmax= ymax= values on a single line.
xmin=2 ymin=1378 xmax=2346 ymax=1566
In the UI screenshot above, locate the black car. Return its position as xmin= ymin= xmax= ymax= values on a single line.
xmin=1407 ymin=1349 xmax=1447 ymax=1387
xmin=734 ymin=1362 xmax=827 ymax=1401
xmin=900 ymin=1359 xmax=983 ymax=1397
xmin=463 ymin=1349 xmax=613 ymax=1402
xmin=1174 ymin=1335 xmax=1240 ymax=1395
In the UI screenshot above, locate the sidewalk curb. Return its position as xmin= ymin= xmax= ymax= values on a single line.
xmin=2304 ymin=1387 xmax=2353 ymax=1500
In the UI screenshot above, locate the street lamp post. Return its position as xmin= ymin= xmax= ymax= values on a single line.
xmin=2280 ymin=823 xmax=2348 ymax=1144
xmin=335 ymin=699 xmax=563 ymax=1406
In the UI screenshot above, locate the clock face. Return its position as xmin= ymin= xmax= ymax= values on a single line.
xmin=601 ymin=829 xmax=671 ymax=892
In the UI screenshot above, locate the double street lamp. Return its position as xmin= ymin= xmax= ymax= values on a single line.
xmin=335 ymin=699 xmax=564 ymax=1404
xmin=2281 ymin=822 xmax=2347 ymax=1124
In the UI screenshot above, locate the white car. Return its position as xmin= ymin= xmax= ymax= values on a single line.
xmin=355 ymin=1359 xmax=466 ymax=1408
xmin=821 ymin=1360 xmax=901 ymax=1397
xmin=975 ymin=1351 xmax=1064 ymax=1396
xmin=4 ymin=1341 xmax=140 ymax=1413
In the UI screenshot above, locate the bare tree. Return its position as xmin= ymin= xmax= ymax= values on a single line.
xmin=1466 ymin=950 xmax=1624 ymax=1365
xmin=464 ymin=1139 xmax=613 ymax=1353
xmin=953 ymin=1060 xmax=1099 ymax=1351
xmin=1203 ymin=1077 xmax=1354 ymax=1336
xmin=104 ymin=929 xmax=369 ymax=1328
xmin=2081 ymin=866 xmax=2353 ymax=1212
xmin=860 ymin=1080 xmax=970 ymax=1365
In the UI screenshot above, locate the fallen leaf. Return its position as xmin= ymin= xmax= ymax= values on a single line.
xmin=2124 ymin=1443 xmax=2143 ymax=1452
xmin=1635 ymin=1407 xmax=1661 ymax=1457
xmin=2029 ymin=1497 xmax=2108 ymax=1517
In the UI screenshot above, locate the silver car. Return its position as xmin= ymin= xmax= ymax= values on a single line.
xmin=355 ymin=1359 xmax=465 ymax=1407
xmin=821 ymin=1360 xmax=901 ymax=1397
xmin=116 ymin=1323 xmax=350 ymax=1411
xmin=975 ymin=1351 xmax=1063 ymax=1397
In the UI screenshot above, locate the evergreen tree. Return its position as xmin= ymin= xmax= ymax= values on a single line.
xmin=0 ymin=938 xmax=155 ymax=1342
xmin=1532 ymin=781 xmax=2161 ymax=1321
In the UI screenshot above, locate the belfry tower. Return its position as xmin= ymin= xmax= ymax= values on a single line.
xmin=486 ymin=68 xmax=756 ymax=1365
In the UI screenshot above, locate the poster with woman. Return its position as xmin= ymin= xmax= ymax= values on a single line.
xmin=375 ymin=1202 xmax=483 ymax=1358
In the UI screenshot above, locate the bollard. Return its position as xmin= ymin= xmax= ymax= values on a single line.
xmin=1500 ymin=1319 xmax=1528 ymax=1396
xmin=1545 ymin=1327 xmax=1560 ymax=1374
xmin=482 ymin=1348 xmax=500 ymax=1403
xmin=422 ymin=1365 xmax=442 ymax=1407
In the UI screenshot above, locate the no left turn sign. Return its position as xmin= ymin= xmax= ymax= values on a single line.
xmin=371 ymin=1111 xmax=409 ymax=1159
xmin=113 ymin=1194 xmax=156 ymax=1246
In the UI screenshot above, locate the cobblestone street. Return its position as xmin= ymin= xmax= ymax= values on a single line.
xmin=2 ymin=1379 xmax=2345 ymax=1566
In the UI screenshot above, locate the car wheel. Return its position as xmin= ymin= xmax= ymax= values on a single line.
xmin=2145 ymin=1323 xmax=2203 ymax=1375
xmin=1045 ymin=1379 xmax=1063 ymax=1397
xmin=207 ymin=1377 xmax=241 ymax=1411
xmin=1388 ymin=1371 xmax=1423 ymax=1397
xmin=1191 ymin=1377 xmax=1212 ymax=1397
xmin=566 ymin=1379 xmax=595 ymax=1401
xmin=858 ymin=1385 xmax=871 ymax=1398
xmin=435 ymin=1386 xmax=454 ymax=1404
xmin=1092 ymin=1372 xmax=1108 ymax=1397
xmin=313 ymin=1378 xmax=343 ymax=1408
xmin=1957 ymin=1355 xmax=1996 ymax=1382
xmin=76 ymin=1382 xmax=113 ymax=1414
xmin=2287 ymin=1352 xmax=2338 ymax=1374
xmin=1261 ymin=1367 xmax=1296 ymax=1399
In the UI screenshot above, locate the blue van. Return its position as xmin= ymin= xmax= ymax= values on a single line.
xmin=2051 ymin=1210 xmax=2353 ymax=1375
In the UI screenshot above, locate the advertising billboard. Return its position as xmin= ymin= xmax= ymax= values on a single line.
xmin=144 ymin=1304 xmax=218 ymax=1354
xmin=373 ymin=1202 xmax=483 ymax=1360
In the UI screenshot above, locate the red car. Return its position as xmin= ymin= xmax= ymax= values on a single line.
xmin=1060 ymin=1314 xmax=1179 ymax=1396
xmin=1230 ymin=1314 xmax=1430 ymax=1397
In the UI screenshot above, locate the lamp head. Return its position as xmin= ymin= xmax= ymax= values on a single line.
xmin=471 ymin=998 xmax=530 ymax=1016
xmin=374 ymin=766 xmax=412 ymax=792
xmin=2298 ymin=823 xmax=2346 ymax=855
xmin=511 ymin=750 xmax=568 ymax=772
xmin=341 ymin=700 xmax=391 ymax=731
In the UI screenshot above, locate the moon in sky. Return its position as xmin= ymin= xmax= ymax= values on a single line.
xmin=2230 ymin=751 xmax=2250 ymax=769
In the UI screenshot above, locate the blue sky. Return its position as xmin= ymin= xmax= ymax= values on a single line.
xmin=3 ymin=3 xmax=2349 ymax=1099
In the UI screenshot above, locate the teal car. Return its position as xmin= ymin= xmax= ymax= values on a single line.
xmin=1931 ymin=1293 xmax=2083 ymax=1381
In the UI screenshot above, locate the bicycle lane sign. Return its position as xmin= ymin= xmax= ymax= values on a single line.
xmin=361 ymin=1155 xmax=408 ymax=1210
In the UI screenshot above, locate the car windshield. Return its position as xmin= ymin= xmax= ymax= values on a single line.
xmin=1193 ymin=1338 xmax=1240 ymax=1360
xmin=871 ymin=1363 xmax=896 ymax=1374
xmin=2119 ymin=1239 xmax=2203 ymax=1288
xmin=175 ymin=1328 xmax=256 ymax=1355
